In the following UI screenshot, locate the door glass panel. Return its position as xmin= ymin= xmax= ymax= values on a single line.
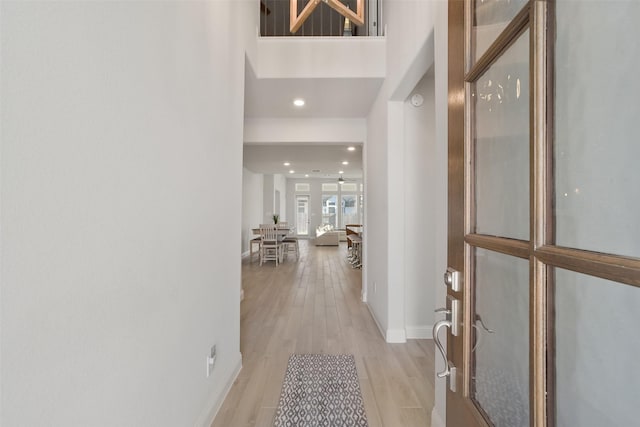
xmin=296 ymin=195 xmax=309 ymax=236
xmin=472 ymin=0 xmax=528 ymax=65
xmin=554 ymin=0 xmax=640 ymax=258
xmin=555 ymin=269 xmax=640 ymax=427
xmin=321 ymin=194 xmax=337 ymax=228
xmin=473 ymin=248 xmax=529 ymax=426
xmin=474 ymin=29 xmax=529 ymax=240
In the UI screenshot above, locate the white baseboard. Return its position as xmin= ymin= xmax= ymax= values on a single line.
xmin=241 ymin=250 xmax=250 ymax=258
xmin=405 ymin=325 xmax=434 ymax=339
xmin=431 ymin=407 xmax=445 ymax=427
xmin=361 ymin=289 xmax=367 ymax=302
xmin=364 ymin=303 xmax=407 ymax=343
xmin=195 ymin=352 xmax=242 ymax=427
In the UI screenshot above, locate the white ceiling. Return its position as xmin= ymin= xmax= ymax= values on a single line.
xmin=244 ymin=74 xmax=383 ymax=118
xmin=243 ymin=144 xmax=362 ymax=179
xmin=243 ymin=63 xmax=376 ymax=179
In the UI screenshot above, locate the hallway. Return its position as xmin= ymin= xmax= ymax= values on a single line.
xmin=212 ymin=241 xmax=435 ymax=427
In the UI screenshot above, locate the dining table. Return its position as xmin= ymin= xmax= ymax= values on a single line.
xmin=251 ymin=226 xmax=294 ymax=237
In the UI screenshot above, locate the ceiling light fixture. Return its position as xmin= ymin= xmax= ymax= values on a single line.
xmin=289 ymin=170 xmax=295 ymax=174
xmin=342 ymin=161 xmax=349 ymax=165
xmin=305 ymin=174 xmax=309 ymax=178
xmin=348 ymin=146 xmax=356 ymax=151
xmin=339 ymin=170 xmax=344 ymax=174
xmin=338 ymin=176 xmax=345 ymax=184
xmin=284 ymin=162 xmax=291 ymax=166
xmin=293 ymin=99 xmax=305 ymax=107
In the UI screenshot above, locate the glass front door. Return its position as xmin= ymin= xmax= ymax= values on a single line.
xmin=444 ymin=1 xmax=640 ymax=426
xmin=296 ymin=195 xmax=309 ymax=236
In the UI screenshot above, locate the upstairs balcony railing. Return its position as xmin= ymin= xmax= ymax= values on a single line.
xmin=260 ymin=0 xmax=382 ymax=37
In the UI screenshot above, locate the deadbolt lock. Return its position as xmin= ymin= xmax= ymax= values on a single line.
xmin=443 ymin=267 xmax=462 ymax=292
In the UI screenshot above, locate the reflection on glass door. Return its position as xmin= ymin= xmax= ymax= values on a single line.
xmin=469 ymin=27 xmax=530 ymax=427
xmin=296 ymin=195 xmax=309 ymax=236
xmin=552 ymin=1 xmax=640 ymax=425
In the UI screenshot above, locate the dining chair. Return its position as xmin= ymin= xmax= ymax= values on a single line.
xmin=282 ymin=226 xmax=299 ymax=261
xmin=260 ymin=224 xmax=282 ymax=266
xmin=250 ymin=236 xmax=262 ymax=262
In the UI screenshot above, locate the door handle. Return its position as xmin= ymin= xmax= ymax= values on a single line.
xmin=434 ymin=298 xmax=460 ymax=392
xmin=432 ymin=319 xmax=458 ymax=391
xmin=432 ymin=319 xmax=452 ymax=378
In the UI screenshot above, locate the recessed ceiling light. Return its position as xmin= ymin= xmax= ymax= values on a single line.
xmin=284 ymin=162 xmax=290 ymax=166
xmin=339 ymin=170 xmax=344 ymax=174
xmin=293 ymin=98 xmax=305 ymax=107
xmin=342 ymin=161 xmax=349 ymax=165
xmin=348 ymin=146 xmax=356 ymax=151
xmin=289 ymin=170 xmax=295 ymax=174
xmin=305 ymin=174 xmax=309 ymax=178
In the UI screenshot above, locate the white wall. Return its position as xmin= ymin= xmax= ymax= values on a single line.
xmin=256 ymin=37 xmax=385 ymax=78
xmin=262 ymin=174 xmax=275 ymax=224
xmin=274 ymin=174 xmax=287 ymax=222
xmin=261 ymin=173 xmax=286 ymax=225
xmin=242 ymin=168 xmax=264 ymax=254
xmin=1 ymin=1 xmax=254 ymax=425
xmin=244 ymin=118 xmax=366 ymax=145
xmin=403 ymin=70 xmax=437 ymax=339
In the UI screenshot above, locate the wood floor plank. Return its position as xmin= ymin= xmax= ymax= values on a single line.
xmin=211 ymin=240 xmax=435 ymax=427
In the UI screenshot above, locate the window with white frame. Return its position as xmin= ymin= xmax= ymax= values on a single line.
xmin=341 ymin=195 xmax=358 ymax=228
xmin=322 ymin=194 xmax=337 ymax=228
xmin=295 ymin=183 xmax=310 ymax=192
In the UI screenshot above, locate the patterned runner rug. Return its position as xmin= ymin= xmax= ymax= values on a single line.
xmin=273 ymin=354 xmax=369 ymax=427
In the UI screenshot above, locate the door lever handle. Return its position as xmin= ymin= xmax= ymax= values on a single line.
xmin=432 ymin=320 xmax=452 ymax=378
xmin=434 ymin=296 xmax=460 ymax=336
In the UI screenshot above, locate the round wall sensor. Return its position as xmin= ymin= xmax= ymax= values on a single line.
xmin=411 ymin=94 xmax=424 ymax=107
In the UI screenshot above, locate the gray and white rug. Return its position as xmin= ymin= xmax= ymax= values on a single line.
xmin=273 ymin=354 xmax=369 ymax=427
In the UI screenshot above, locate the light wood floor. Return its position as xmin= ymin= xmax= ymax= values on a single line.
xmin=212 ymin=240 xmax=435 ymax=427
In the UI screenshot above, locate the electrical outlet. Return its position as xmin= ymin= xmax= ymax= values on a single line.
xmin=206 ymin=345 xmax=217 ymax=378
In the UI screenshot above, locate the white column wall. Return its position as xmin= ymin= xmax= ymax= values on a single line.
xmin=364 ymin=85 xmax=390 ymax=335
xmin=403 ymin=71 xmax=437 ymax=339
xmin=366 ymin=0 xmax=440 ymax=343
xmin=386 ymin=100 xmax=408 ymax=342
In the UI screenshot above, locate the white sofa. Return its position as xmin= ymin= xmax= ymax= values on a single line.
xmin=314 ymin=224 xmax=341 ymax=246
